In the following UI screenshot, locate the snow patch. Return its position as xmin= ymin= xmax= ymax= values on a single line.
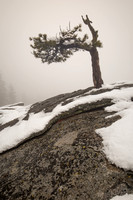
xmin=0 ymin=83 xmax=133 ymax=172
xmin=96 ymin=88 xmax=133 ymax=170
xmin=0 ymin=104 xmax=30 ymax=125
xmin=110 ymin=193 xmax=133 ymax=200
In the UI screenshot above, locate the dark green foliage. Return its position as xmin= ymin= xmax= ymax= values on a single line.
xmin=30 ymin=23 xmax=102 ymax=64
xmin=30 ymin=15 xmax=104 ymax=88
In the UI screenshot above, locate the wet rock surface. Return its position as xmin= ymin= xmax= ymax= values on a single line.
xmin=0 ymin=84 xmax=133 ymax=199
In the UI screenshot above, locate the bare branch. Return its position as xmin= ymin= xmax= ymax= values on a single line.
xmin=82 ymin=15 xmax=99 ymax=44
xmin=30 ymin=16 xmax=104 ymax=88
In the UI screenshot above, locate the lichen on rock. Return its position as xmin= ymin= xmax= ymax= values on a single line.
xmin=0 ymin=83 xmax=133 ymax=199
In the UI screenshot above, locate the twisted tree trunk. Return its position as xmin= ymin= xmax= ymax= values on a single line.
xmin=90 ymin=47 xmax=104 ymax=88
xmin=82 ymin=15 xmax=104 ymax=88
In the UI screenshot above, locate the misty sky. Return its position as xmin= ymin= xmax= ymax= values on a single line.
xmin=0 ymin=0 xmax=133 ymax=105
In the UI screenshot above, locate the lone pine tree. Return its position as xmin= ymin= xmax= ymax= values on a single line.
xmin=30 ymin=15 xmax=104 ymax=88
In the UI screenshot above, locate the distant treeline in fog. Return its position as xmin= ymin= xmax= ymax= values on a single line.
xmin=0 ymin=73 xmax=16 ymax=106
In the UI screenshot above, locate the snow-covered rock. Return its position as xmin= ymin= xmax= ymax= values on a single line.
xmin=0 ymin=82 xmax=133 ymax=199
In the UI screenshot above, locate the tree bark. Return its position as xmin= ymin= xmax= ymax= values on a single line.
xmin=90 ymin=47 xmax=104 ymax=88
xmin=82 ymin=15 xmax=104 ymax=88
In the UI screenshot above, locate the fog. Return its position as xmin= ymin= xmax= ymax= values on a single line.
xmin=0 ymin=0 xmax=133 ymax=105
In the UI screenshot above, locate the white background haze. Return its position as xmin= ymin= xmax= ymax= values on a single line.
xmin=0 ymin=0 xmax=133 ymax=105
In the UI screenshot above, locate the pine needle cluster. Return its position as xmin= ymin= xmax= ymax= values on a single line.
xmin=30 ymin=24 xmax=100 ymax=64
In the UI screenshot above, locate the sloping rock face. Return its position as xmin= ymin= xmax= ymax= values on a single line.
xmin=0 ymin=84 xmax=133 ymax=200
